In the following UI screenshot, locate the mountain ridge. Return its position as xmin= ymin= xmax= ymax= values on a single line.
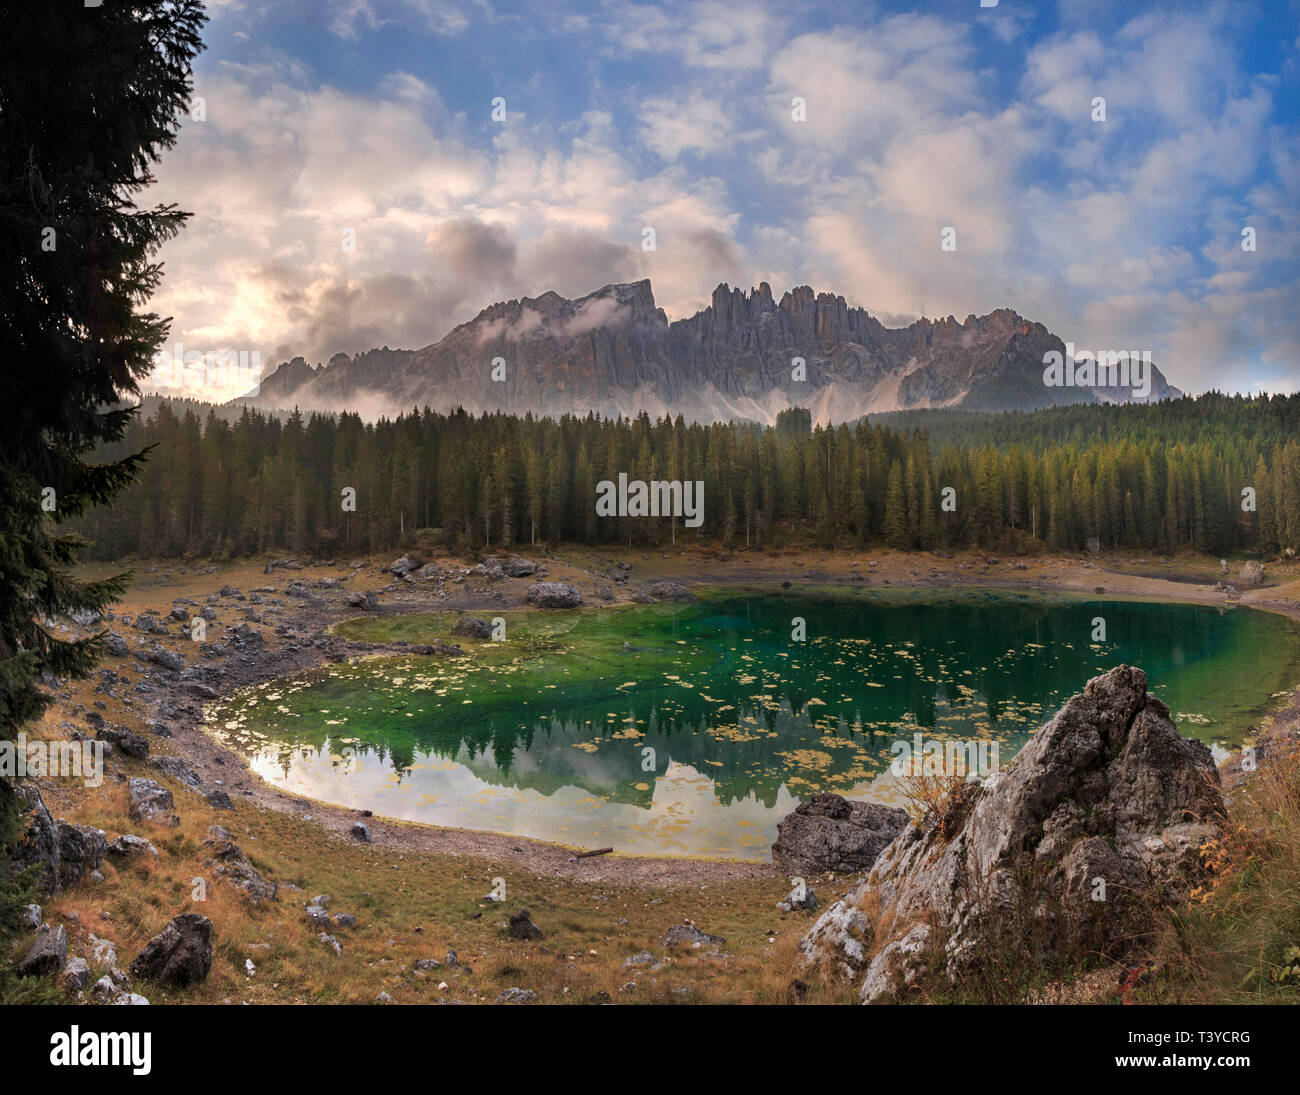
xmin=238 ymin=279 xmax=1181 ymax=423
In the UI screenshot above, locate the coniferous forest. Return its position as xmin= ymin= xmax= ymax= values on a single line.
xmin=74 ymin=392 xmax=1300 ymax=560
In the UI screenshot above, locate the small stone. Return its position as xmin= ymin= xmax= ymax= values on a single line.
xmin=496 ymin=987 xmax=538 ymax=1004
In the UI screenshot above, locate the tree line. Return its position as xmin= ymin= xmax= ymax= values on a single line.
xmin=70 ymin=394 xmax=1300 ymax=560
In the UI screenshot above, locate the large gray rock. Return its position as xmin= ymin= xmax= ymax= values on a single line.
xmin=61 ymin=957 xmax=91 ymax=993
xmin=127 ymin=778 xmax=179 ymax=828
xmin=662 ymin=924 xmax=725 ymax=950
xmin=144 ymin=644 xmax=183 ymax=671
xmin=450 ymin=616 xmax=493 ymax=640
xmin=642 ymin=580 xmax=695 ymax=603
xmin=97 ymin=725 xmax=149 ymax=759
xmin=129 ymin=913 xmax=213 ymax=986
xmin=501 ymin=555 xmax=538 ymax=577
xmin=150 ymin=754 xmax=204 ymax=790
xmin=345 ymin=590 xmax=378 ymax=610
xmin=18 ymin=924 xmax=68 ymax=977
xmin=107 ymin=834 xmax=159 ymax=859
xmin=525 ymin=582 xmax=583 ymax=609
xmin=389 ymin=554 xmax=423 ymax=577
xmin=10 ymin=786 xmax=106 ymax=894
xmin=12 ymin=785 xmax=62 ymax=893
xmin=797 ymin=665 xmax=1225 ymax=1002
xmin=771 ymin=793 xmax=908 ymax=876
xmin=1238 ymin=561 xmax=1265 ymax=586
xmin=54 ymin=822 xmax=107 ymax=888
xmin=202 ymin=829 xmax=277 ymax=903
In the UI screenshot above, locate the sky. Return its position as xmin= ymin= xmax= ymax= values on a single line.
xmin=144 ymin=0 xmax=1300 ymax=401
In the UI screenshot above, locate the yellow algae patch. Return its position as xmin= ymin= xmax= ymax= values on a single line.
xmin=777 ymin=748 xmax=834 ymax=771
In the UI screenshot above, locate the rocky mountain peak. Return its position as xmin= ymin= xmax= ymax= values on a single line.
xmin=241 ymin=279 xmax=1180 ymax=422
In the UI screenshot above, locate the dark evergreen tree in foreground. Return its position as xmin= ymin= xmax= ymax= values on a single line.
xmin=0 ymin=0 xmax=205 ymax=998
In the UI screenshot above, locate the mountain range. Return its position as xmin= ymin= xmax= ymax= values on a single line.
xmin=239 ymin=280 xmax=1180 ymax=423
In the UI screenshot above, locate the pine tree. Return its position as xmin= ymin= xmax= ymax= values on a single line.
xmin=0 ymin=0 xmax=205 ymax=999
xmin=884 ymin=462 xmax=909 ymax=550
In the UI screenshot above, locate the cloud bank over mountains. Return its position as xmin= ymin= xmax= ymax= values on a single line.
xmin=146 ymin=0 xmax=1300 ymax=402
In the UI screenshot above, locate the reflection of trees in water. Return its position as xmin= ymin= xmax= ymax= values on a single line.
xmin=247 ymin=595 xmax=1238 ymax=806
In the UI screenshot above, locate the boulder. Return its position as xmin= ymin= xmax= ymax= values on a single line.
xmin=1238 ymin=561 xmax=1265 ymax=586
xmin=202 ymin=830 xmax=277 ymax=903
xmin=61 ymin=957 xmax=91 ymax=993
xmin=778 ymin=884 xmax=817 ymax=913
xmin=450 ymin=616 xmax=493 ymax=640
xmin=508 ymin=909 xmax=543 ymax=940
xmin=107 ymin=834 xmax=159 ymax=859
xmin=389 ymin=554 xmax=423 ymax=577
xmin=496 ymin=987 xmax=538 ymax=1004
xmin=87 ymin=933 xmax=118 ymax=967
xmin=127 ymin=778 xmax=179 ymax=828
xmin=351 ymin=821 xmax=371 ymax=842
xmin=11 ymin=787 xmax=110 ymax=894
xmin=796 ymin=666 xmax=1225 ymax=1002
xmin=54 ymin=822 xmax=107 ymax=888
xmin=304 ymin=905 xmax=332 ymax=927
xmin=97 ymin=725 xmax=149 ymax=759
xmin=150 ymin=754 xmax=204 ymax=789
xmin=104 ymin=633 xmax=130 ymax=657
xmin=129 ymin=914 xmax=213 ymax=986
xmin=771 ymin=793 xmax=908 ymax=876
xmin=501 ymin=556 xmax=537 ymax=577
xmin=345 ymin=590 xmax=378 ymax=610
xmin=12 ymin=785 xmax=61 ymax=892
xmin=662 ymin=924 xmax=725 ymax=950
xmin=230 ymin=623 xmax=262 ymax=646
xmin=144 ymin=644 xmax=183 ymax=671
xmin=525 ymin=582 xmax=583 ymax=609
xmin=642 ymin=580 xmax=695 ymax=603
xmin=18 ymin=924 xmax=68 ymax=977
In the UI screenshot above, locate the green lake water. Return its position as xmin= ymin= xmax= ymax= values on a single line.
xmin=206 ymin=591 xmax=1300 ymax=860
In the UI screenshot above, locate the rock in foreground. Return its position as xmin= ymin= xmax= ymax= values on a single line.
xmin=772 ymin=793 xmax=908 ymax=876
xmin=797 ymin=665 xmax=1224 ymax=1002
xmin=129 ymin=913 xmax=213 ymax=987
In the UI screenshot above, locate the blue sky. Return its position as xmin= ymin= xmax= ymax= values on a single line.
xmin=148 ymin=0 xmax=1300 ymax=399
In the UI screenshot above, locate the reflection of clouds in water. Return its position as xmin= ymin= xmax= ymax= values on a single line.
xmin=216 ymin=596 xmax=1291 ymax=856
xmin=248 ymin=746 xmax=797 ymax=859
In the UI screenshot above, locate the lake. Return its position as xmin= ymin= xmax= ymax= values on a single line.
xmin=205 ymin=591 xmax=1300 ymax=859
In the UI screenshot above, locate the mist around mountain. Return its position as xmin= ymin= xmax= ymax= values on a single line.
xmin=238 ymin=280 xmax=1180 ymax=424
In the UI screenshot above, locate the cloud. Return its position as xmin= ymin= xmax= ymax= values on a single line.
xmin=638 ymin=91 xmax=734 ymax=159
xmin=143 ymin=0 xmax=1299 ymax=403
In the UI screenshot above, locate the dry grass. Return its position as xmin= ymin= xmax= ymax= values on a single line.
xmin=11 ymin=547 xmax=1300 ymax=1005
xmin=16 ymin=715 xmax=859 ymax=1004
xmin=1134 ymin=742 xmax=1300 ymax=1002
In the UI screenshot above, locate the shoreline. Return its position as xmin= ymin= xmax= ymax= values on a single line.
xmin=67 ymin=546 xmax=1300 ymax=887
